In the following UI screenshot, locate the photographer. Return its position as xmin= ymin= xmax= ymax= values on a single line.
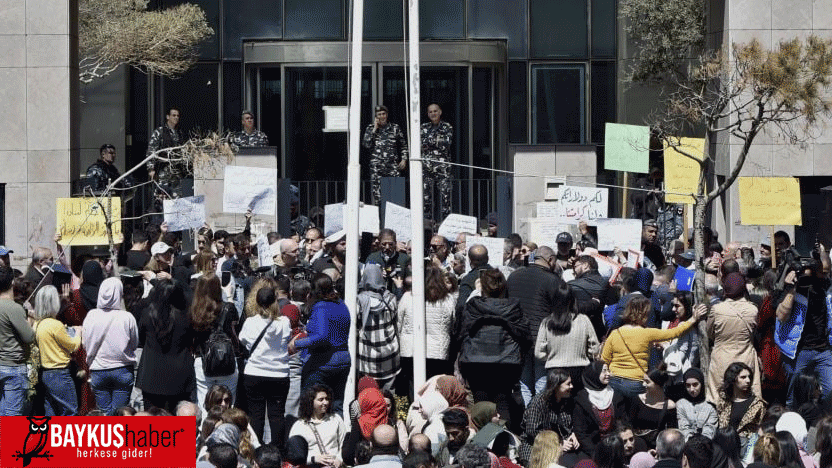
xmin=775 ymin=242 xmax=832 ymax=407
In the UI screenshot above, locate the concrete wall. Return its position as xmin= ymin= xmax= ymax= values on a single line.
xmin=0 ymin=0 xmax=78 ymax=268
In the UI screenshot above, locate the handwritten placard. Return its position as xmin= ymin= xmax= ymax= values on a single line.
xmin=469 ymin=237 xmax=506 ymax=268
xmin=384 ymin=202 xmax=412 ymax=243
xmin=528 ymin=218 xmax=572 ymax=246
xmin=324 ymin=203 xmax=381 ymax=235
xmin=594 ymin=218 xmax=643 ymax=252
xmin=738 ymin=177 xmax=802 ymax=226
xmin=664 ymin=137 xmax=705 ymax=204
xmin=536 ymin=202 xmax=559 ymax=218
xmin=163 ymin=195 xmax=206 ymax=232
xmin=256 ymin=235 xmax=273 ymax=268
xmin=56 ymin=197 xmax=123 ymax=246
xmin=558 ymin=186 xmax=609 ymax=221
xmin=604 ymin=123 xmax=650 ymax=174
xmin=222 ymin=166 xmax=277 ymax=215
xmin=438 ymin=214 xmax=478 ymax=241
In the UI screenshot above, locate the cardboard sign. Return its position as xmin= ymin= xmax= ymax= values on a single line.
xmin=604 ymin=123 xmax=650 ymax=174
xmin=438 ymin=214 xmax=478 ymax=242
xmin=536 ymin=202 xmax=559 ymax=218
xmin=163 ymin=195 xmax=206 ymax=232
xmin=256 ymin=235 xmax=273 ymax=268
xmin=528 ymin=218 xmax=573 ymax=246
xmin=56 ymin=197 xmax=123 ymax=246
xmin=384 ymin=202 xmax=412 ymax=243
xmin=324 ymin=203 xmax=381 ymax=235
xmin=594 ymin=218 xmax=643 ymax=252
xmin=738 ymin=177 xmax=802 ymax=226
xmin=558 ymin=185 xmax=608 ymax=221
xmin=222 ymin=166 xmax=277 ymax=215
xmin=664 ymin=137 xmax=705 ymax=204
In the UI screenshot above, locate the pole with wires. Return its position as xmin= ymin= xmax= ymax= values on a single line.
xmin=406 ymin=0 xmax=427 ymax=391
xmin=342 ymin=0 xmax=365 ymax=420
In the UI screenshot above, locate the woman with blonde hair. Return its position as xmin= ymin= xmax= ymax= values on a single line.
xmin=752 ymin=433 xmax=781 ymax=467
xmin=221 ymin=407 xmax=257 ymax=463
xmin=245 ymin=277 xmax=278 ymax=318
xmin=529 ymin=430 xmax=565 ymax=468
xmin=601 ymin=296 xmax=706 ymax=397
xmin=34 ymin=285 xmax=82 ymax=415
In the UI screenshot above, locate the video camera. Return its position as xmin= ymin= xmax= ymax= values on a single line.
xmin=776 ymin=245 xmax=821 ymax=290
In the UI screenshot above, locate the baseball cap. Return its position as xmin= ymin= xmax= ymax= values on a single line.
xmin=150 ymin=242 xmax=173 ymax=256
xmin=679 ymin=249 xmax=696 ymax=261
xmin=325 ymin=230 xmax=346 ymax=244
xmin=556 ymin=232 xmax=573 ymax=244
xmin=0 ymin=245 xmax=13 ymax=255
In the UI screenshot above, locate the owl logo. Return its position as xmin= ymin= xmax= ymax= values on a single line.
xmin=13 ymin=416 xmax=53 ymax=467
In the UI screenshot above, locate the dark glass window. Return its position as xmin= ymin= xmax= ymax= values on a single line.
xmin=224 ymin=0 xmax=282 ymax=59
xmin=591 ymin=61 xmax=616 ymax=143
xmin=161 ymin=63 xmax=220 ymax=134
xmin=508 ymin=61 xmax=528 ymax=144
xmin=468 ymin=0 xmax=528 ymax=58
xmin=259 ymin=67 xmax=281 ymax=171
xmin=420 ymin=0 xmax=464 ymax=39
xmin=285 ymin=0 xmax=343 ymax=39
xmin=591 ymin=0 xmax=616 ymax=57
xmin=472 ymin=68 xmax=493 ymax=180
xmin=223 ymin=62 xmax=243 ymax=132
xmin=532 ymin=64 xmax=585 ymax=144
xmin=530 ymin=0 xmax=588 ymax=58
xmin=364 ymin=0 xmax=403 ymax=40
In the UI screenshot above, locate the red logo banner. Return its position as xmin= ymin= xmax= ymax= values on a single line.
xmin=0 ymin=416 xmax=196 ymax=468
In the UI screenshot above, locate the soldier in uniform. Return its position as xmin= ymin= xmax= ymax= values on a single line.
xmin=362 ymin=105 xmax=408 ymax=205
xmin=84 ymin=144 xmax=133 ymax=193
xmin=146 ymin=107 xmax=186 ymax=197
xmin=231 ymin=110 xmax=269 ymax=147
xmin=421 ymin=103 xmax=453 ymax=221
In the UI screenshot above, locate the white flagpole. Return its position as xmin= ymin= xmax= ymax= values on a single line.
xmin=407 ymin=0 xmax=427 ymax=391
xmin=343 ymin=0 xmax=364 ymax=419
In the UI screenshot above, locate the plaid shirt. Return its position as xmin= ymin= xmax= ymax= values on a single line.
xmin=356 ymin=290 xmax=400 ymax=381
xmin=518 ymin=393 xmax=573 ymax=462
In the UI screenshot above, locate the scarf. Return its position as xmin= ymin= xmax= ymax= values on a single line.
xmin=582 ymin=361 xmax=614 ymax=410
xmin=682 ymin=368 xmax=706 ymax=403
xmin=358 ymin=388 xmax=388 ymax=439
xmin=80 ymin=260 xmax=104 ymax=312
xmin=436 ymin=375 xmax=468 ymax=408
xmin=470 ymin=402 xmax=497 ymax=430
xmin=96 ymin=277 xmax=123 ymax=311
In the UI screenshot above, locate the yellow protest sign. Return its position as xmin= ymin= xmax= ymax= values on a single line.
xmin=664 ymin=137 xmax=705 ymax=204
xmin=56 ymin=197 xmax=123 ymax=245
xmin=738 ymin=177 xmax=802 ymax=226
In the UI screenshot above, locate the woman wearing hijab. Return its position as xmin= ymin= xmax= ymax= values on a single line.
xmin=82 ymin=277 xmax=139 ymax=415
xmin=62 ymin=260 xmax=103 ymax=414
xmin=707 ymin=273 xmax=761 ymax=403
xmin=677 ymin=368 xmax=718 ymax=440
xmin=573 ymin=361 xmax=629 ymax=459
xmin=356 ymin=264 xmax=400 ymax=390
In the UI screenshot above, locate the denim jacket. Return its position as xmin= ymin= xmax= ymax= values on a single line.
xmin=775 ymin=290 xmax=832 ymax=359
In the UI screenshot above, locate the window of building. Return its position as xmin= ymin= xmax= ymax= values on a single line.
xmin=284 ymin=0 xmax=344 ymax=39
xmin=420 ymin=0 xmax=465 ymax=39
xmin=531 ymin=64 xmax=585 ymax=144
xmin=530 ymin=0 xmax=588 ymax=58
xmin=364 ymin=0 xmax=403 ymax=39
xmin=508 ymin=61 xmax=528 ymax=144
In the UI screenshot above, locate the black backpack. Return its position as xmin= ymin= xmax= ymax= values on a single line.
xmin=202 ymin=304 xmax=237 ymax=377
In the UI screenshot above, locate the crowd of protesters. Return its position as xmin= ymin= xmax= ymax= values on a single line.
xmin=4 ymin=201 xmax=832 ymax=468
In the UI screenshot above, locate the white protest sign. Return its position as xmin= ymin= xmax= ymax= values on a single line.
xmin=469 ymin=237 xmax=506 ymax=268
xmin=223 ymin=166 xmax=277 ymax=215
xmin=163 ymin=195 xmax=206 ymax=231
xmin=256 ymin=235 xmax=273 ymax=268
xmin=384 ymin=202 xmax=412 ymax=243
xmin=324 ymin=203 xmax=380 ymax=236
xmin=594 ymin=218 xmax=643 ymax=252
xmin=626 ymin=249 xmax=643 ymax=269
xmin=438 ymin=214 xmax=478 ymax=241
xmin=536 ymin=202 xmax=559 ymax=218
xmin=558 ymin=186 xmax=608 ymax=221
xmin=528 ymin=218 xmax=573 ymax=246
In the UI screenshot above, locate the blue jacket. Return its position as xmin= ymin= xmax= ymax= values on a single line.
xmin=775 ymin=291 xmax=832 ymax=360
xmin=294 ymin=300 xmax=352 ymax=370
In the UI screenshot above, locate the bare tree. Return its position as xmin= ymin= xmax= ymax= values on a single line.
xmin=79 ymin=0 xmax=213 ymax=83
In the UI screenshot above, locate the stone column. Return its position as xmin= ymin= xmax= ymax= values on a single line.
xmin=0 ymin=0 xmax=79 ymax=267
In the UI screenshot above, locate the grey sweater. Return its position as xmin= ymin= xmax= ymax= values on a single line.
xmin=676 ymin=398 xmax=718 ymax=440
xmin=0 ymin=299 xmax=35 ymax=366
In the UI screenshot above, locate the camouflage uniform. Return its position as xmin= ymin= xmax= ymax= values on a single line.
xmin=146 ymin=125 xmax=187 ymax=197
xmin=231 ymin=129 xmax=269 ymax=148
xmin=84 ymin=160 xmax=133 ymax=193
xmin=421 ymin=120 xmax=453 ymax=220
xmin=362 ymin=122 xmax=408 ymax=205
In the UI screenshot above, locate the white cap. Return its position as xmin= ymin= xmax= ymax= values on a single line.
xmin=325 ymin=230 xmax=346 ymax=244
xmin=150 ymin=242 xmax=173 ymax=256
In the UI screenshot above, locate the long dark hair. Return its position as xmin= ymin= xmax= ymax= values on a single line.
xmin=546 ymin=283 xmax=575 ymax=334
xmin=721 ymin=362 xmax=753 ymax=400
xmin=594 ymin=434 xmax=625 ymax=468
xmin=791 ymin=372 xmax=820 ymax=410
xmin=541 ymin=368 xmax=572 ymax=407
xmin=815 ymin=416 xmax=832 ymax=468
xmin=775 ymin=431 xmax=806 ymax=468
xmin=713 ymin=426 xmax=743 ymax=468
xmin=307 ymin=273 xmax=340 ymax=311
xmin=298 ymin=384 xmax=333 ymax=421
xmin=190 ymin=273 xmax=223 ymax=332
xmin=673 ymin=291 xmax=693 ymax=320
xmin=145 ymin=279 xmax=186 ymax=351
xmin=425 ymin=265 xmax=450 ymax=302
